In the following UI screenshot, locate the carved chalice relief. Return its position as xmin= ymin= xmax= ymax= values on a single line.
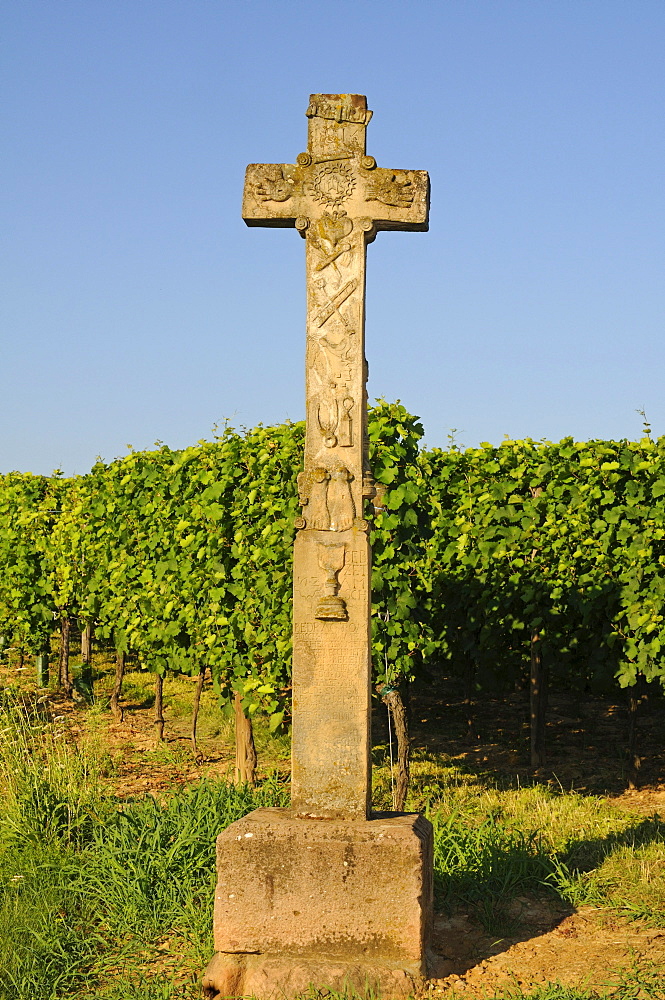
xmin=314 ymin=540 xmax=347 ymax=621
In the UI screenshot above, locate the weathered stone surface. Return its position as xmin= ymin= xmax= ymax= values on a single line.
xmin=203 ymin=807 xmax=433 ymax=998
xmin=292 ymin=526 xmax=372 ymax=819
xmin=242 ymin=94 xmax=429 ymax=820
xmin=202 ymin=952 xmax=421 ymax=1000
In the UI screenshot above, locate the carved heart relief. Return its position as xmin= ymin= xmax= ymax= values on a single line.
xmin=314 ymin=213 xmax=353 ymax=250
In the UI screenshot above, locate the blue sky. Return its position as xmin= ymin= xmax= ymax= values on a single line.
xmin=2 ymin=0 xmax=664 ymax=475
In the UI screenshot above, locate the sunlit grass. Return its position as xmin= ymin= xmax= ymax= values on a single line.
xmin=1 ymin=691 xmax=665 ymax=997
xmin=374 ymin=749 xmax=665 ymax=931
xmin=0 ymin=693 xmax=288 ymax=1000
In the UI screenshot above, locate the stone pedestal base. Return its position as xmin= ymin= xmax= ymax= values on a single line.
xmin=202 ymin=807 xmax=433 ymax=999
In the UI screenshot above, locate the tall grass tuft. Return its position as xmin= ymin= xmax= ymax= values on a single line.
xmin=429 ymin=807 xmax=556 ymax=931
xmin=0 ymin=691 xmax=288 ymax=999
xmin=0 ymin=691 xmax=111 ymax=848
xmin=82 ymin=777 xmax=289 ymax=952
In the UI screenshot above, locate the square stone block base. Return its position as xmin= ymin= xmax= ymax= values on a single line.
xmin=202 ymin=807 xmax=433 ymax=999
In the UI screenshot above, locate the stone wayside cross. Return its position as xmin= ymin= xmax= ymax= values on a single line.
xmin=203 ymin=96 xmax=432 ymax=1000
xmin=242 ymin=93 xmax=429 ymax=820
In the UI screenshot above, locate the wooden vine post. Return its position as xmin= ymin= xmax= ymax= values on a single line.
xmin=110 ymin=649 xmax=125 ymax=722
xmin=58 ymin=616 xmax=72 ymax=698
xmin=233 ymin=692 xmax=257 ymax=784
xmin=530 ymin=628 xmax=548 ymax=767
xmin=80 ymin=622 xmax=93 ymax=697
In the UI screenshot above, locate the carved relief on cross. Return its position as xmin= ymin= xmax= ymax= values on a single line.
xmin=242 ymin=95 xmax=429 ymax=819
xmin=242 ymin=93 xmax=429 ymax=548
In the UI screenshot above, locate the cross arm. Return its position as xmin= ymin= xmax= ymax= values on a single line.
xmin=242 ymin=158 xmax=429 ymax=234
xmin=362 ymin=166 xmax=429 ymax=234
xmin=242 ymin=162 xmax=305 ymax=228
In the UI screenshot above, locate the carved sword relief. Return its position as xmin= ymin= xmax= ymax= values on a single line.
xmin=313 ymin=279 xmax=357 ymax=327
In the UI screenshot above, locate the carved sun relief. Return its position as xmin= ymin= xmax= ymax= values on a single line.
xmin=310 ymin=162 xmax=355 ymax=208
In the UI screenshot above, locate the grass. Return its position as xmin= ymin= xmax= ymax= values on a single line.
xmin=90 ymin=664 xmax=292 ymax=773
xmin=377 ymin=750 xmax=665 ymax=932
xmin=438 ymin=967 xmax=665 ymax=999
xmin=0 ymin=691 xmax=288 ymax=999
xmin=1 ymin=688 xmax=665 ymax=998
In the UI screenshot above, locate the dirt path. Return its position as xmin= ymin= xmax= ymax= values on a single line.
xmin=427 ymin=902 xmax=665 ymax=995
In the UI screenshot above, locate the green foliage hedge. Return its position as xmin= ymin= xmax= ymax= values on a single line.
xmin=1 ymin=401 xmax=664 ymax=714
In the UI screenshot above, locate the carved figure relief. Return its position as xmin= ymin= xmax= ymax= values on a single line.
xmin=310 ymin=162 xmax=355 ymax=208
xmin=254 ymin=165 xmax=294 ymax=203
xmin=365 ymin=169 xmax=415 ymax=208
xmin=297 ymin=465 xmax=354 ymax=533
xmin=297 ymin=467 xmax=331 ymax=529
xmin=327 ymin=467 xmax=355 ymax=531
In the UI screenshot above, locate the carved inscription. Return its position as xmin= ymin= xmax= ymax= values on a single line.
xmin=306 ymin=97 xmax=373 ymax=126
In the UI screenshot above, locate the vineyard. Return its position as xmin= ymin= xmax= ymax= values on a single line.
xmin=3 ymin=402 xmax=665 ymax=998
xmin=1 ymin=401 xmax=665 ymax=781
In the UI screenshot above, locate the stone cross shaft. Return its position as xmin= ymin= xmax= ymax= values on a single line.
xmin=242 ymin=94 xmax=429 ymax=819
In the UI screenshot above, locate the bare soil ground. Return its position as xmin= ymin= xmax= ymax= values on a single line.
xmin=428 ymin=903 xmax=665 ymax=995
